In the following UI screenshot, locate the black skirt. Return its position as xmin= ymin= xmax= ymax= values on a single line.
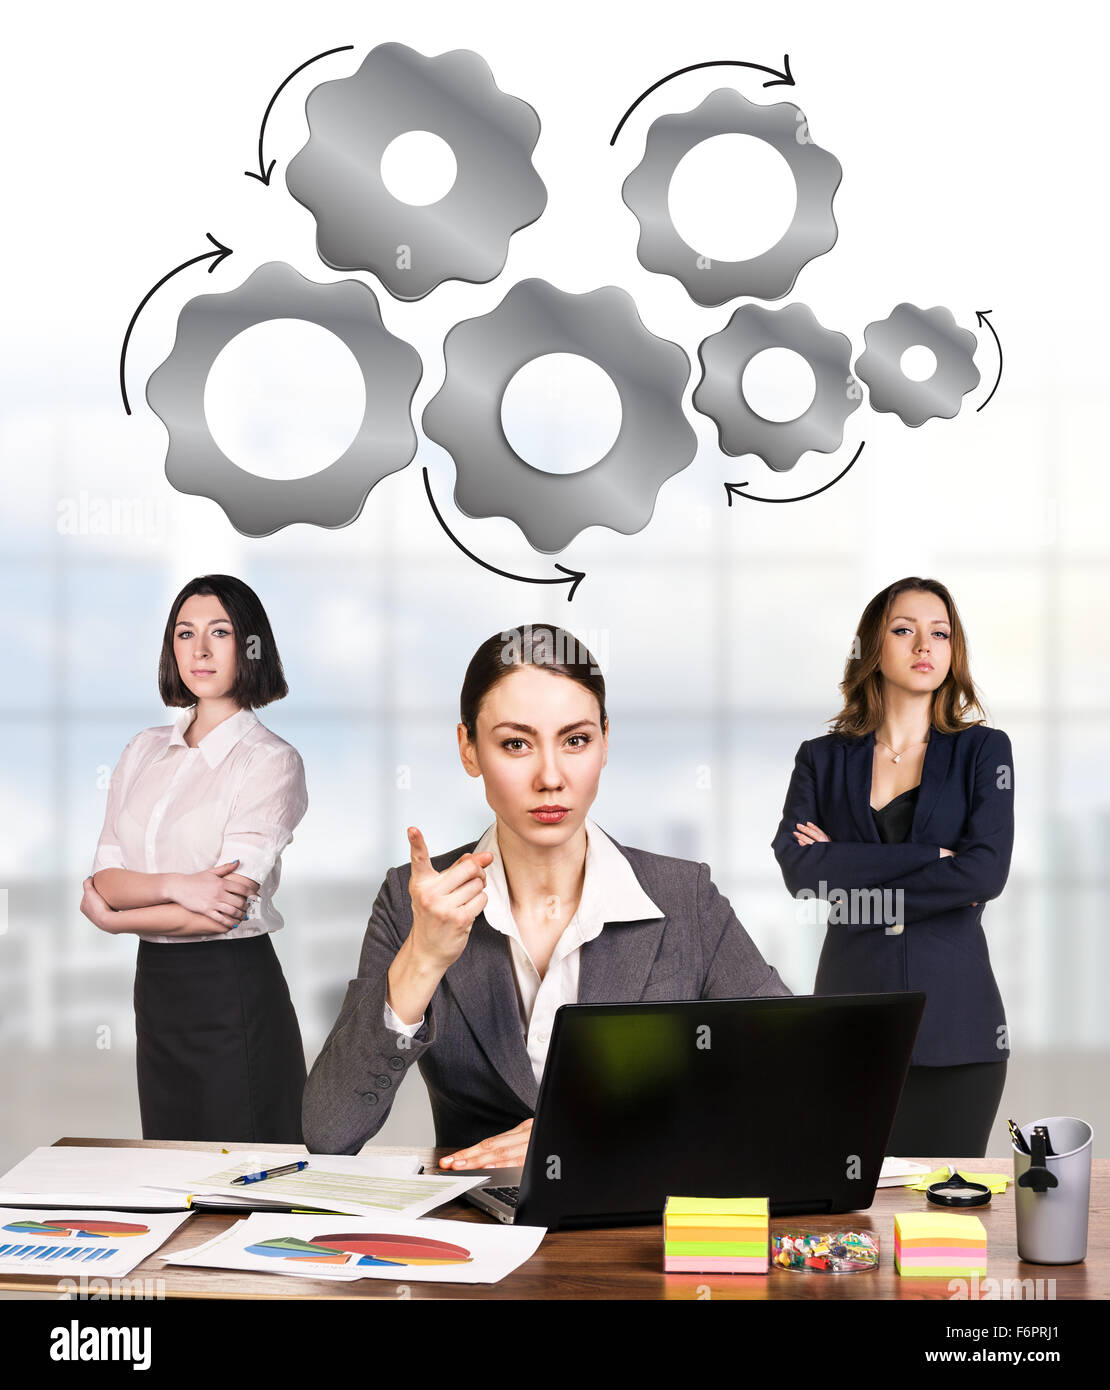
xmin=133 ymin=933 xmax=307 ymax=1144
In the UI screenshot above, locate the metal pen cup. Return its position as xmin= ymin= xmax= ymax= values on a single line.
xmin=1013 ymin=1115 xmax=1093 ymax=1264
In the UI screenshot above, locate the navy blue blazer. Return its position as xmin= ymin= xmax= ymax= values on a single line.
xmin=771 ymin=724 xmax=1014 ymax=1066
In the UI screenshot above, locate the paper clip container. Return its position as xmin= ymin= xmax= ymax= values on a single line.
xmin=1014 ymin=1115 xmax=1093 ymax=1264
xmin=663 ymin=1196 xmax=768 ymax=1274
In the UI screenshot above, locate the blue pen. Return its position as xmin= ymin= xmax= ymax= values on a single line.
xmin=230 ymin=1160 xmax=309 ymax=1186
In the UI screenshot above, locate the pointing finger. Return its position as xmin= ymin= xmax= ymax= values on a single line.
xmin=408 ymin=827 xmax=434 ymax=881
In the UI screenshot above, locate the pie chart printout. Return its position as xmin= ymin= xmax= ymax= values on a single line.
xmin=2 ymin=1219 xmax=150 ymax=1239
xmin=245 ymin=1231 xmax=474 ymax=1268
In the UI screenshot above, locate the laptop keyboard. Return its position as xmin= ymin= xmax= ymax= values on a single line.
xmin=483 ymin=1185 xmax=520 ymax=1207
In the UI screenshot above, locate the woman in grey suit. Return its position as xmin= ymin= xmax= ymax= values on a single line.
xmin=302 ymin=624 xmax=790 ymax=1162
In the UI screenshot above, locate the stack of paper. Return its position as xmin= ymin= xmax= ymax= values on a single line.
xmin=663 ymin=1196 xmax=768 ymax=1274
xmin=893 ymin=1211 xmax=987 ymax=1277
xmin=0 ymin=1148 xmax=440 ymax=1217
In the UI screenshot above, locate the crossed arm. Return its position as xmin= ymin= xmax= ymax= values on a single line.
xmin=83 ymin=740 xmax=305 ymax=938
xmin=81 ymin=866 xmax=260 ymax=938
xmin=771 ymin=730 xmax=1014 ymax=928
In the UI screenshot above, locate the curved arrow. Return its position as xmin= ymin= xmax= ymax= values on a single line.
xmin=245 ymin=44 xmax=355 ymax=185
xmin=119 ymin=233 xmax=232 ymax=416
xmin=423 ymin=467 xmax=585 ymax=601
xmin=974 ymin=309 xmax=1003 ymax=412
xmin=724 ymin=441 xmax=865 ymax=505
xmin=611 ymin=55 xmax=794 ymax=146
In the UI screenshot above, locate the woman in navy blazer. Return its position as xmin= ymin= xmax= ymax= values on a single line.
xmin=772 ymin=578 xmax=1014 ymax=1156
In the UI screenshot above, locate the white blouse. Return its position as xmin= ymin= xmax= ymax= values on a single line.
xmin=384 ymin=816 xmax=665 ymax=1081
xmin=91 ymin=705 xmax=308 ymax=944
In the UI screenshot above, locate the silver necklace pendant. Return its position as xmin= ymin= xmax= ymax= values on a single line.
xmin=893 ymin=754 xmax=901 ymax=763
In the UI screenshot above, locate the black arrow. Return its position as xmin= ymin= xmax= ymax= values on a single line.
xmin=974 ymin=309 xmax=1003 ymax=412
xmin=611 ymin=55 xmax=794 ymax=145
xmin=724 ymin=441 xmax=865 ymax=505
xmin=422 ymin=467 xmax=586 ymax=601
xmin=119 ymin=234 xmax=232 ymax=416
xmin=245 ymin=44 xmax=355 ymax=185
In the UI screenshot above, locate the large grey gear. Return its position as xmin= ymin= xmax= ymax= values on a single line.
xmin=621 ymin=87 xmax=842 ymax=307
xmin=285 ymin=42 xmax=547 ymax=301
xmin=146 ymin=261 xmax=422 ymax=537
xmin=693 ymin=302 xmax=861 ymax=471
xmin=422 ymin=278 xmax=696 ymax=554
xmin=855 ymin=304 xmax=980 ymax=427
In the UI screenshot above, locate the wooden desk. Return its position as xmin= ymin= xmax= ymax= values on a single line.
xmin=1 ymin=1139 xmax=1105 ymax=1300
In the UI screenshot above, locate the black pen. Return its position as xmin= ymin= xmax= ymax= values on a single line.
xmin=1008 ymin=1118 xmax=1030 ymax=1154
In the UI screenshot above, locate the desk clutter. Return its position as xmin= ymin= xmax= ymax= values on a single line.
xmin=0 ymin=1147 xmax=541 ymax=1287
xmin=4 ymin=1142 xmax=1083 ymax=1288
xmin=662 ymin=1196 xmax=994 ymax=1280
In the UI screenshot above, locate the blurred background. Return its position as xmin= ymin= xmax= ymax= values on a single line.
xmin=1 ymin=1 xmax=1107 ymax=1172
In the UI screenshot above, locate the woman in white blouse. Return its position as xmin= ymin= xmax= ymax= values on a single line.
xmin=79 ymin=575 xmax=309 ymax=1143
xmin=301 ymin=624 xmax=789 ymax=1162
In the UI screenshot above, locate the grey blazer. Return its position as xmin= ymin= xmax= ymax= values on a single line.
xmin=301 ymin=829 xmax=792 ymax=1154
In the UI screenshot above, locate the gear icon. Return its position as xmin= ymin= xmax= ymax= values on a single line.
xmin=693 ymin=302 xmax=861 ymax=471
xmin=854 ymin=304 xmax=980 ymax=426
xmin=621 ymin=87 xmax=842 ymax=307
xmin=422 ymin=278 xmax=696 ymax=554
xmin=146 ymin=261 xmax=422 ymax=537
xmin=285 ymin=42 xmax=547 ymax=302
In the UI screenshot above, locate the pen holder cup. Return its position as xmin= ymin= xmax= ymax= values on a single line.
xmin=1013 ymin=1115 xmax=1092 ymax=1264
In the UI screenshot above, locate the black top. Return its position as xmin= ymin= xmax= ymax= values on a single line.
xmin=871 ymin=785 xmax=919 ymax=843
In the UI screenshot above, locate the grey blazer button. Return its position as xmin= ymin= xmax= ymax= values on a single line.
xmin=375 ymin=1074 xmax=392 ymax=1089
xmin=362 ymin=1092 xmax=378 ymax=1105
xmin=388 ymin=1056 xmax=404 ymax=1071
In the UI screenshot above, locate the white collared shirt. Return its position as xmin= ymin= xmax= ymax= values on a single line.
xmin=384 ymin=817 xmax=665 ymax=1081
xmin=91 ymin=705 xmax=308 ymax=944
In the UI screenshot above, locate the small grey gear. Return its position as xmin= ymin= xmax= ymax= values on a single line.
xmin=854 ymin=304 xmax=980 ymax=426
xmin=146 ymin=261 xmax=422 ymax=537
xmin=285 ymin=42 xmax=547 ymax=301
xmin=621 ymin=87 xmax=842 ymax=307
xmin=422 ymin=278 xmax=696 ymax=554
xmin=693 ymin=302 xmax=862 ymax=471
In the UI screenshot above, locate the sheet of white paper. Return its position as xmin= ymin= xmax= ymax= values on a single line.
xmin=160 ymin=1210 xmax=547 ymax=1285
xmin=0 ymin=1207 xmax=192 ymax=1280
xmin=876 ymin=1156 xmax=934 ymax=1187
xmin=187 ymin=1159 xmax=483 ymax=1220
xmin=158 ymin=1221 xmax=248 ymax=1263
xmin=0 ymin=1146 xmax=421 ymax=1209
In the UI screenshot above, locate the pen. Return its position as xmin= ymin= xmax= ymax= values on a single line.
xmin=230 ymin=1160 xmax=310 ymax=1186
xmin=1007 ymin=1118 xmax=1030 ymax=1154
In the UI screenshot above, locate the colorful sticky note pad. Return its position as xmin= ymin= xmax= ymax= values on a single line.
xmin=663 ymin=1196 xmax=768 ymax=1274
xmin=894 ymin=1211 xmax=987 ymax=1277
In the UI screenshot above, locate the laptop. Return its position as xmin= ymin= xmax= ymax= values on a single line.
xmin=463 ymin=991 xmax=925 ymax=1230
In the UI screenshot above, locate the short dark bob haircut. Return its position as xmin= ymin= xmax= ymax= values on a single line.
xmin=158 ymin=575 xmax=289 ymax=709
xmin=460 ymin=625 xmax=607 ymax=742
